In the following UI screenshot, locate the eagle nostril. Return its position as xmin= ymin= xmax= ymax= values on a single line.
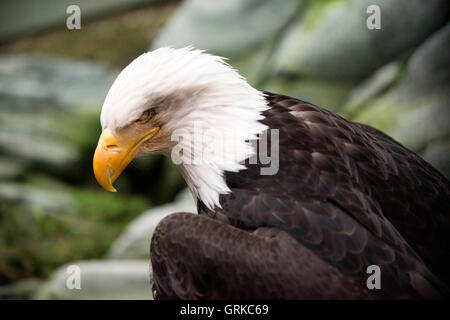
xmin=105 ymin=144 xmax=120 ymax=151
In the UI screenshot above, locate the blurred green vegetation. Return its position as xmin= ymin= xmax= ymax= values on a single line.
xmin=0 ymin=1 xmax=178 ymax=68
xmin=0 ymin=190 xmax=148 ymax=284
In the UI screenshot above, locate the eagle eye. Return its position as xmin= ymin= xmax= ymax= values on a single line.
xmin=135 ymin=110 xmax=154 ymax=124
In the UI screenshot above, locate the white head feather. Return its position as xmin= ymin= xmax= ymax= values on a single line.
xmin=100 ymin=47 xmax=269 ymax=209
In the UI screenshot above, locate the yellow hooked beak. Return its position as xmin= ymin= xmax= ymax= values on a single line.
xmin=93 ymin=127 xmax=159 ymax=192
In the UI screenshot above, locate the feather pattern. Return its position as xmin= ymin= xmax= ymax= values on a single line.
xmin=151 ymin=92 xmax=450 ymax=299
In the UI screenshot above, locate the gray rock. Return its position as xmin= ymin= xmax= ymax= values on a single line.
xmin=0 ymin=0 xmax=163 ymax=42
xmin=391 ymin=95 xmax=450 ymax=154
xmin=352 ymin=24 xmax=450 ymax=177
xmin=152 ymin=0 xmax=301 ymax=85
xmin=0 ymin=115 xmax=78 ymax=168
xmin=422 ymin=140 xmax=450 ymax=179
xmin=262 ymin=77 xmax=356 ymax=112
xmin=152 ymin=0 xmax=300 ymax=58
xmin=0 ymin=279 xmax=42 ymax=300
xmin=0 ymin=55 xmax=116 ymax=170
xmin=107 ymin=189 xmax=196 ymax=260
xmin=0 ymin=182 xmax=73 ymax=214
xmin=0 ymin=157 xmax=24 ymax=179
xmin=0 ymin=54 xmax=116 ymax=112
xmin=35 ymin=260 xmax=152 ymax=300
xmin=396 ymin=22 xmax=450 ymax=99
xmin=342 ymin=61 xmax=402 ymax=117
xmin=272 ymin=0 xmax=449 ymax=80
xmin=230 ymin=40 xmax=276 ymax=86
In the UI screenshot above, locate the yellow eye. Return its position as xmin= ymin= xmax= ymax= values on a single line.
xmin=135 ymin=110 xmax=154 ymax=124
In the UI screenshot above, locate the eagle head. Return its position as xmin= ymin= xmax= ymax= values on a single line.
xmin=93 ymin=47 xmax=268 ymax=209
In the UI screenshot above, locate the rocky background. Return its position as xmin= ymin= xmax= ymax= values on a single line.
xmin=0 ymin=0 xmax=448 ymax=299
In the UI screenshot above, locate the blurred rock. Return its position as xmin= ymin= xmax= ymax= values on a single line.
xmin=272 ymin=0 xmax=449 ymax=80
xmin=391 ymin=96 xmax=450 ymax=155
xmin=230 ymin=41 xmax=275 ymax=86
xmin=0 ymin=157 xmax=24 ymax=179
xmin=0 ymin=54 xmax=116 ymax=173
xmin=262 ymin=77 xmax=356 ymax=112
xmin=0 ymin=182 xmax=73 ymax=214
xmin=352 ymin=24 xmax=450 ymax=177
xmin=0 ymin=0 xmax=164 ymax=42
xmin=0 ymin=115 xmax=78 ymax=169
xmin=422 ymin=140 xmax=450 ymax=179
xmin=0 ymin=54 xmax=115 ymax=112
xmin=153 ymin=0 xmax=300 ymax=58
xmin=342 ymin=61 xmax=402 ymax=117
xmin=107 ymin=189 xmax=196 ymax=260
xmin=396 ymin=22 xmax=450 ymax=99
xmin=152 ymin=0 xmax=300 ymax=85
xmin=0 ymin=278 xmax=42 ymax=300
xmin=35 ymin=260 xmax=152 ymax=300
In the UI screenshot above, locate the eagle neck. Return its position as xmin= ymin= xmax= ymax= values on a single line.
xmin=171 ymin=90 xmax=270 ymax=210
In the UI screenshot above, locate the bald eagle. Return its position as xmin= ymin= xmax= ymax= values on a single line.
xmin=93 ymin=47 xmax=450 ymax=299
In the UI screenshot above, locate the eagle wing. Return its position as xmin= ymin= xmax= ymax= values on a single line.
xmin=151 ymin=92 xmax=450 ymax=299
xmin=151 ymin=212 xmax=377 ymax=299
xmin=204 ymin=92 xmax=450 ymax=296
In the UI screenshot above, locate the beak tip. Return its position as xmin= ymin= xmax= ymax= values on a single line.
xmin=93 ymin=165 xmax=118 ymax=193
xmin=95 ymin=175 xmax=118 ymax=193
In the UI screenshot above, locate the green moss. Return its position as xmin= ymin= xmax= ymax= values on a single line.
xmin=302 ymin=0 xmax=348 ymax=33
xmin=0 ymin=2 xmax=178 ymax=68
xmin=353 ymin=95 xmax=410 ymax=133
xmin=0 ymin=187 xmax=149 ymax=285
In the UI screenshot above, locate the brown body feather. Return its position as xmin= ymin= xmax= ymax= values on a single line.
xmin=150 ymin=92 xmax=450 ymax=299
